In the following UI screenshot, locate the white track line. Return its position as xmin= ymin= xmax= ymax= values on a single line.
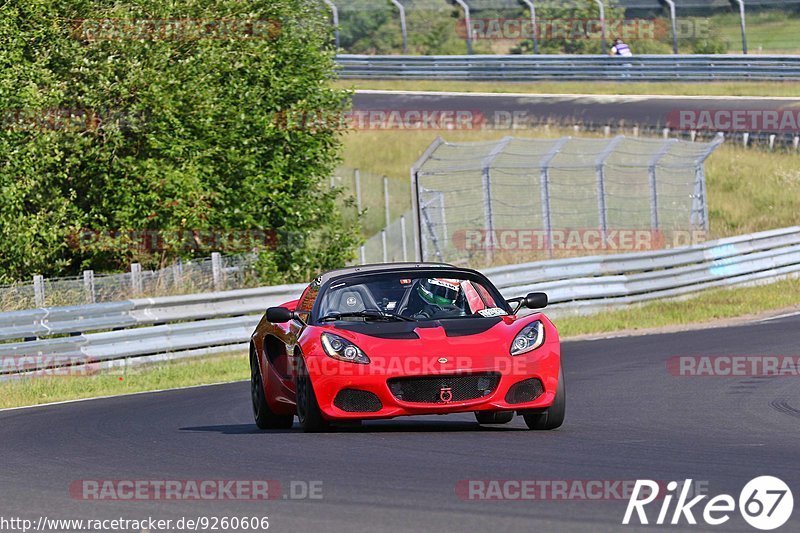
xmin=0 ymin=379 xmax=247 ymax=413
xmin=356 ymin=89 xmax=800 ymax=102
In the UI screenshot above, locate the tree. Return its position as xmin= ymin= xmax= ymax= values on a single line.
xmin=0 ymin=0 xmax=360 ymax=284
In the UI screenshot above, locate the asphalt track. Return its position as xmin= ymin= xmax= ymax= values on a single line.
xmin=2 ymin=314 xmax=799 ymax=532
xmin=353 ymin=90 xmax=800 ymax=132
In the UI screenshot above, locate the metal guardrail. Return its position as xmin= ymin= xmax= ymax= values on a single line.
xmin=2 ymin=226 xmax=800 ymax=377
xmin=337 ymin=54 xmax=800 ymax=81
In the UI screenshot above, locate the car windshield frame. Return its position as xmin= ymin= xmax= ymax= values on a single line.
xmin=310 ymin=267 xmax=511 ymax=325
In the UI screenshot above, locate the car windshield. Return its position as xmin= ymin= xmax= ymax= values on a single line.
xmin=315 ymin=272 xmax=508 ymax=323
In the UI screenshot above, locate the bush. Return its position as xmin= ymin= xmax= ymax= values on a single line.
xmin=0 ymin=0 xmax=360 ymax=285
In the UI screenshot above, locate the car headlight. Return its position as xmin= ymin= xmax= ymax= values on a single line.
xmin=510 ymin=320 xmax=545 ymax=356
xmin=321 ymin=333 xmax=370 ymax=364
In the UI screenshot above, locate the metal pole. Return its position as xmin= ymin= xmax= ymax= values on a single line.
xmin=647 ymin=139 xmax=678 ymax=231
xmin=33 ymin=275 xmax=45 ymax=307
xmin=593 ymin=0 xmax=606 ymax=55
xmin=400 ymin=215 xmax=409 ymax=262
xmin=539 ymin=137 xmax=570 ymax=257
xmin=383 ymin=176 xmax=391 ymax=228
xmin=130 ymin=263 xmax=143 ymax=296
xmin=410 ymin=136 xmax=445 ymax=262
xmin=480 ymin=137 xmax=513 ymax=265
xmin=354 ymin=168 xmax=362 ymax=213
xmin=323 ymin=0 xmax=339 ymax=49
xmin=733 ymin=0 xmax=747 ymax=54
xmin=520 ymin=0 xmax=538 ymax=54
xmin=83 ymin=270 xmax=96 ymax=304
xmin=595 ymin=136 xmax=624 ymax=241
xmin=692 ymin=133 xmax=725 ymax=231
xmin=381 ymin=230 xmax=388 ymax=263
xmin=664 ymin=0 xmax=678 ymax=54
xmin=211 ymin=252 xmax=222 ymax=291
xmin=390 ymin=0 xmax=408 ymax=54
xmin=453 ymin=0 xmax=473 ymax=55
xmin=360 ymin=245 xmax=366 ymax=265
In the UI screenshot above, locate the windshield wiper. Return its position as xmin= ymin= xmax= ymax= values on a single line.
xmin=319 ymin=310 xmax=414 ymax=322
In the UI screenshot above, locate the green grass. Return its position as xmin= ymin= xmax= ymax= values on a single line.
xmin=555 ymin=277 xmax=800 ymax=338
xmin=0 ymin=352 xmax=248 ymax=410
xmin=336 ymin=79 xmax=800 ymax=98
xmin=714 ymin=11 xmax=800 ymax=55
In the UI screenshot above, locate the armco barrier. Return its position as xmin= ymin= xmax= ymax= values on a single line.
xmin=2 ymin=226 xmax=800 ymax=377
xmin=337 ymin=54 xmax=800 ymax=82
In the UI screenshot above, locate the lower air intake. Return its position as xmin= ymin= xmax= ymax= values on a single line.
xmin=505 ymin=378 xmax=545 ymax=404
xmin=333 ymin=389 xmax=382 ymax=412
xmin=387 ymin=373 xmax=500 ymax=403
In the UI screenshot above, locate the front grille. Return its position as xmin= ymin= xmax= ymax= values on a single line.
xmin=505 ymin=378 xmax=544 ymax=404
xmin=333 ymin=389 xmax=382 ymax=412
xmin=387 ymin=373 xmax=500 ymax=404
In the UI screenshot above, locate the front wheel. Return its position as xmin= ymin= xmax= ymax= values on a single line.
xmin=523 ymin=365 xmax=566 ymax=430
xmin=295 ymin=356 xmax=330 ymax=433
xmin=251 ymin=351 xmax=294 ymax=430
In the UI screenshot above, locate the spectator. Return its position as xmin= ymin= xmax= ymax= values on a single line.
xmin=610 ymin=38 xmax=632 ymax=57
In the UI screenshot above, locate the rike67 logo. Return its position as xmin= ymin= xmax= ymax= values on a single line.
xmin=623 ymin=477 xmax=794 ymax=530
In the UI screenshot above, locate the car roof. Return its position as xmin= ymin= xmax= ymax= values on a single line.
xmin=318 ymin=262 xmax=456 ymax=284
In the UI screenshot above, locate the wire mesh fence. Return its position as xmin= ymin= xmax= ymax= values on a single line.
xmin=0 ymin=253 xmax=261 ymax=311
xmin=401 ymin=134 xmax=723 ymax=268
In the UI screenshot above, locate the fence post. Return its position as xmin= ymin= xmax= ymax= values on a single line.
xmin=481 ymin=137 xmax=513 ymax=264
xmin=354 ymin=168 xmax=362 ymax=214
xmin=692 ymin=133 xmax=725 ymax=231
xmin=83 ymin=270 xmax=96 ymax=304
xmin=520 ymin=0 xmax=538 ymax=54
xmin=173 ymin=259 xmax=183 ymax=288
xmin=381 ymin=230 xmax=388 ymax=263
xmin=322 ymin=0 xmax=339 ymax=49
xmin=33 ymin=275 xmax=45 ymax=307
xmin=593 ymin=0 xmax=607 ymax=55
xmin=389 ymin=0 xmax=408 ymax=53
xmin=410 ymin=137 xmax=445 ymax=261
xmin=664 ymin=0 xmax=679 ymax=54
xmin=648 ymin=139 xmax=678 ymax=232
xmin=595 ymin=136 xmax=625 ymax=241
xmin=734 ymin=0 xmax=747 ymax=54
xmin=539 ymin=138 xmax=570 ymax=258
xmin=211 ymin=252 xmax=222 ymax=291
xmin=130 ymin=263 xmax=143 ymax=296
xmin=360 ymin=245 xmax=366 ymax=265
xmin=383 ymin=175 xmax=391 ymax=228
xmin=400 ymin=215 xmax=408 ymax=262
xmin=453 ymin=0 xmax=473 ymax=55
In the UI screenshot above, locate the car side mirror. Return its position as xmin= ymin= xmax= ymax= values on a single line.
xmin=266 ymin=307 xmax=294 ymax=323
xmin=523 ymin=292 xmax=548 ymax=309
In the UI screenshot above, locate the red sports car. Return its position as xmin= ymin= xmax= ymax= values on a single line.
xmin=249 ymin=263 xmax=564 ymax=432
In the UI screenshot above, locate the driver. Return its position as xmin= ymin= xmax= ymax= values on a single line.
xmin=411 ymin=278 xmax=463 ymax=318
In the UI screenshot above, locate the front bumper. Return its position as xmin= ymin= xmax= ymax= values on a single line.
xmin=307 ymin=346 xmax=560 ymax=420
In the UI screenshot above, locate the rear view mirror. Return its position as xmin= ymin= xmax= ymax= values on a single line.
xmin=266 ymin=307 xmax=294 ymax=323
xmin=523 ymin=292 xmax=548 ymax=309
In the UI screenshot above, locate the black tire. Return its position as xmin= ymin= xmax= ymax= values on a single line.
xmin=475 ymin=411 xmax=515 ymax=425
xmin=523 ymin=365 xmax=566 ymax=430
xmin=295 ymin=355 xmax=330 ymax=433
xmin=251 ymin=349 xmax=294 ymax=430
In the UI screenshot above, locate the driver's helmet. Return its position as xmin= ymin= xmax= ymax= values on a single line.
xmin=417 ymin=278 xmax=461 ymax=306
